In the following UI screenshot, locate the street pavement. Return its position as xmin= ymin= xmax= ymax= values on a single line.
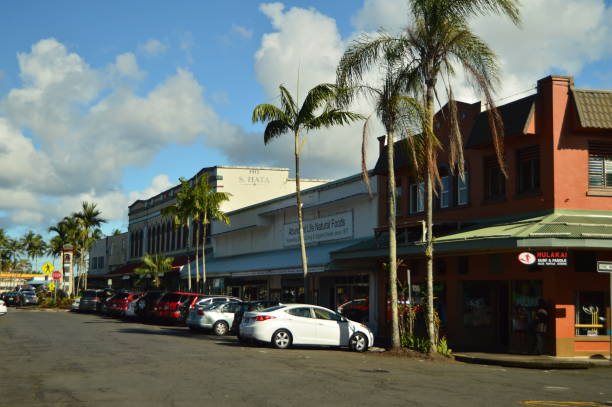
xmin=1 ymin=309 xmax=611 ymax=407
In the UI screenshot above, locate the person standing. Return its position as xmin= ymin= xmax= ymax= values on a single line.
xmin=535 ymin=299 xmax=549 ymax=355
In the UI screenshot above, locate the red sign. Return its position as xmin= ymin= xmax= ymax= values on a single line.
xmin=518 ymin=252 xmax=536 ymax=265
xmin=52 ymin=271 xmax=62 ymax=280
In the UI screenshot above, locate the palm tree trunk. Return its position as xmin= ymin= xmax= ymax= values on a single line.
xmin=202 ymin=213 xmax=208 ymax=293
xmin=425 ymin=86 xmax=436 ymax=355
xmin=387 ymin=131 xmax=400 ymax=350
xmin=195 ymin=218 xmax=200 ymax=292
xmin=295 ymin=130 xmax=309 ymax=303
xmin=186 ymin=221 xmax=192 ymax=292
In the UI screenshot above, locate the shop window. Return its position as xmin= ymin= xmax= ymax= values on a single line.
xmin=489 ymin=254 xmax=504 ymax=273
xmin=517 ymin=145 xmax=540 ymax=193
xmin=463 ymin=281 xmax=492 ymax=327
xmin=483 ymin=155 xmax=505 ymax=200
xmin=588 ymin=142 xmax=612 ymax=189
xmin=409 ymin=182 xmax=425 ymax=213
xmin=575 ymin=291 xmax=609 ymax=336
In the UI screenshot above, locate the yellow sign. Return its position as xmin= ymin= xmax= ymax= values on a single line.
xmin=48 ymin=282 xmax=55 ymax=290
xmin=41 ymin=262 xmax=54 ymax=275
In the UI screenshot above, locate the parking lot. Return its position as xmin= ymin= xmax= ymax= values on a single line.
xmin=1 ymin=308 xmax=612 ymax=407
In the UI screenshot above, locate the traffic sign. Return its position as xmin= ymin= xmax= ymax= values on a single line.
xmin=48 ymin=282 xmax=55 ymax=290
xmin=597 ymin=261 xmax=612 ymax=273
xmin=41 ymin=262 xmax=54 ymax=275
xmin=51 ymin=270 xmax=62 ymax=280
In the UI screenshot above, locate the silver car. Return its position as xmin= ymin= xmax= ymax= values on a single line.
xmin=186 ymin=301 xmax=242 ymax=335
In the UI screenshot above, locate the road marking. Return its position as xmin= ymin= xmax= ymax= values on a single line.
xmin=544 ymin=387 xmax=570 ymax=391
xmin=521 ymin=403 xmax=598 ymax=406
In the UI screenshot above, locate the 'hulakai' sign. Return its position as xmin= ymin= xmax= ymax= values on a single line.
xmin=519 ymin=250 xmax=568 ymax=266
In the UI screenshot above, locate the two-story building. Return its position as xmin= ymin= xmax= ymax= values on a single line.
xmin=333 ymin=75 xmax=612 ymax=357
xmin=87 ymin=232 xmax=129 ymax=288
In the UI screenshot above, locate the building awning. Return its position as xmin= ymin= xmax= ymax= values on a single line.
xmin=181 ymin=240 xmax=362 ymax=279
xmin=106 ymin=263 xmax=142 ymax=277
xmin=332 ymin=210 xmax=612 ymax=260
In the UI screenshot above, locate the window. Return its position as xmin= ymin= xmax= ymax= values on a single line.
xmin=287 ymin=307 xmax=313 ymax=318
xmin=313 ymin=308 xmax=342 ymax=321
xmin=588 ymin=142 xmax=612 ymax=189
xmin=440 ymin=176 xmax=451 ymax=208
xmin=575 ymin=291 xmax=609 ymax=336
xmin=484 ymin=156 xmax=505 ymax=200
xmin=91 ymin=257 xmax=97 ymax=269
xmin=517 ymin=146 xmax=540 ymax=193
xmin=457 ymin=172 xmax=469 ymax=206
xmin=410 ymin=182 xmax=425 ymax=213
xmin=98 ymin=257 xmax=104 ymax=269
xmin=395 ymin=182 xmax=403 ymax=216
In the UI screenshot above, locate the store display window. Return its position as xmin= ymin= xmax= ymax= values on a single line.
xmin=575 ymin=291 xmax=609 ymax=336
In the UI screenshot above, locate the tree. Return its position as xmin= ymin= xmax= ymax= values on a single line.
xmin=50 ymin=216 xmax=81 ymax=296
xmin=73 ymin=202 xmax=106 ymax=291
xmin=252 ymin=83 xmax=363 ymax=302
xmin=337 ymin=46 xmax=425 ymax=350
xmin=338 ymin=0 xmax=520 ymax=353
xmin=190 ymin=176 xmax=231 ymax=292
xmin=134 ymin=254 xmax=174 ymax=289
xmin=161 ymin=178 xmax=197 ymax=291
xmin=23 ymin=231 xmax=47 ymax=272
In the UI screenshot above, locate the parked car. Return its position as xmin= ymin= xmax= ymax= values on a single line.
xmin=71 ymin=298 xmax=80 ymax=312
xmin=20 ymin=290 xmax=38 ymax=306
xmin=134 ymin=291 xmax=166 ymax=320
xmin=0 ymin=299 xmax=7 ymax=315
xmin=79 ymin=289 xmax=114 ymax=312
xmin=186 ymin=300 xmax=242 ymax=335
xmin=232 ymin=300 xmax=283 ymax=336
xmin=239 ymin=304 xmax=374 ymax=352
xmin=178 ymin=295 xmax=240 ymax=324
xmin=106 ymin=291 xmax=142 ymax=317
xmin=2 ymin=291 xmax=24 ymax=307
xmin=153 ymin=292 xmax=200 ymax=323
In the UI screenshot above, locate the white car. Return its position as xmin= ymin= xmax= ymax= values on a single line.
xmin=70 ymin=298 xmax=80 ymax=312
xmin=1 ymin=299 xmax=8 ymax=316
xmin=186 ymin=301 xmax=242 ymax=335
xmin=240 ymin=304 xmax=374 ymax=352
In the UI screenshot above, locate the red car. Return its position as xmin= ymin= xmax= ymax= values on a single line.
xmin=153 ymin=292 xmax=200 ymax=323
xmin=106 ymin=291 xmax=142 ymax=317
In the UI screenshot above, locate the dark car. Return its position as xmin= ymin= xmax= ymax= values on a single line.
xmin=134 ymin=291 xmax=166 ymax=320
xmin=153 ymin=292 xmax=200 ymax=323
xmin=3 ymin=291 xmax=25 ymax=307
xmin=21 ymin=290 xmax=38 ymax=306
xmin=79 ymin=289 xmax=114 ymax=313
xmin=232 ymin=300 xmax=282 ymax=336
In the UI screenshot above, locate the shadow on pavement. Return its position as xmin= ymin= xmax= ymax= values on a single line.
xmin=117 ymin=327 xmax=199 ymax=338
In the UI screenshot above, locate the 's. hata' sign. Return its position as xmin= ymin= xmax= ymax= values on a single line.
xmin=283 ymin=211 xmax=353 ymax=246
xmin=536 ymin=251 xmax=568 ymax=266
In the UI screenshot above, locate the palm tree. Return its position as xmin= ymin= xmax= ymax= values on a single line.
xmin=73 ymin=202 xmax=106 ymax=290
xmin=337 ymin=49 xmax=425 ymax=350
xmin=134 ymin=253 xmax=174 ymax=289
xmin=191 ymin=175 xmax=231 ymax=292
xmin=252 ymin=83 xmax=363 ymax=302
xmin=162 ymin=178 xmax=196 ymax=291
xmin=337 ymin=0 xmax=520 ymax=353
xmin=49 ymin=216 xmax=80 ymax=295
xmin=23 ymin=231 xmax=47 ymax=272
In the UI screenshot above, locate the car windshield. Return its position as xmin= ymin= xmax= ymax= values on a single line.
xmin=82 ymin=290 xmax=99 ymax=298
xmin=197 ymin=303 xmax=217 ymax=311
xmin=160 ymin=294 xmax=182 ymax=303
xmin=261 ymin=305 xmax=286 ymax=312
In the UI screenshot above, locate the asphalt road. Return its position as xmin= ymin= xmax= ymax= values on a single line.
xmin=0 ymin=309 xmax=611 ymax=407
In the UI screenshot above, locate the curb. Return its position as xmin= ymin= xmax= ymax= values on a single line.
xmin=453 ymin=354 xmax=610 ymax=370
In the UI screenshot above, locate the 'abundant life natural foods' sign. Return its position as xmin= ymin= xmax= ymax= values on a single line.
xmin=283 ymin=211 xmax=353 ymax=246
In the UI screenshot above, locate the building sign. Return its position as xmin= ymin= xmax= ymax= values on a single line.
xmin=596 ymin=261 xmax=612 ymax=273
xmin=519 ymin=251 xmax=568 ymax=266
xmin=283 ymin=211 xmax=353 ymax=246
xmin=238 ymin=169 xmax=270 ymax=185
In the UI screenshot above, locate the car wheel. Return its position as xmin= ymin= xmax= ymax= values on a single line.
xmin=349 ymin=332 xmax=368 ymax=353
xmin=213 ymin=321 xmax=229 ymax=336
xmin=272 ymin=329 xmax=292 ymax=349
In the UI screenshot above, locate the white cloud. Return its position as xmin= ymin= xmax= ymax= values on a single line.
xmin=232 ymin=24 xmax=253 ymax=39
xmin=110 ymin=53 xmax=145 ymax=80
xmin=139 ymin=39 xmax=167 ymax=57
xmin=351 ymin=0 xmax=409 ymax=33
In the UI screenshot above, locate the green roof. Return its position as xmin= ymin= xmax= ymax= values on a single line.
xmin=331 ymin=210 xmax=612 ymax=260
xmin=572 ymin=89 xmax=612 ymax=129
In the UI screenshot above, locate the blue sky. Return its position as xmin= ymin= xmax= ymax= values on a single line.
xmin=0 ymin=0 xmax=611 ymax=244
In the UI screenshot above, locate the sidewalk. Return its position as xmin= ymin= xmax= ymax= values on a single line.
xmin=454 ymin=352 xmax=612 ymax=369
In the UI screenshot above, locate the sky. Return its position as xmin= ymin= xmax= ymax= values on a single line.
xmin=0 ymin=0 xmax=611 ymax=244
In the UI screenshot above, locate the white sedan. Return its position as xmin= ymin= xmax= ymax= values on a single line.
xmin=0 ymin=299 xmax=7 ymax=316
xmin=240 ymin=304 xmax=374 ymax=352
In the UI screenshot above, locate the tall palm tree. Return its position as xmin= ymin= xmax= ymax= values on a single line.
xmin=337 ymin=50 xmax=425 ymax=350
xmin=337 ymin=0 xmax=520 ymax=353
xmin=73 ymin=202 xmax=106 ymax=290
xmin=162 ymin=178 xmax=196 ymax=291
xmin=191 ymin=175 xmax=231 ymax=292
xmin=252 ymin=83 xmax=363 ymax=302
xmin=134 ymin=253 xmax=174 ymax=289
xmin=49 ymin=216 xmax=80 ymax=295
xmin=23 ymin=231 xmax=47 ymax=272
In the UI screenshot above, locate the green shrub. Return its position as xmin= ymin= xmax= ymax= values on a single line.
xmin=436 ymin=336 xmax=452 ymax=357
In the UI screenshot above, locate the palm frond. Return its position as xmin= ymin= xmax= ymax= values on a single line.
xmin=263 ymin=120 xmax=291 ymax=144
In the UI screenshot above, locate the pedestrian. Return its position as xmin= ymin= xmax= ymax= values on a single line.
xmin=534 ymin=299 xmax=548 ymax=355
